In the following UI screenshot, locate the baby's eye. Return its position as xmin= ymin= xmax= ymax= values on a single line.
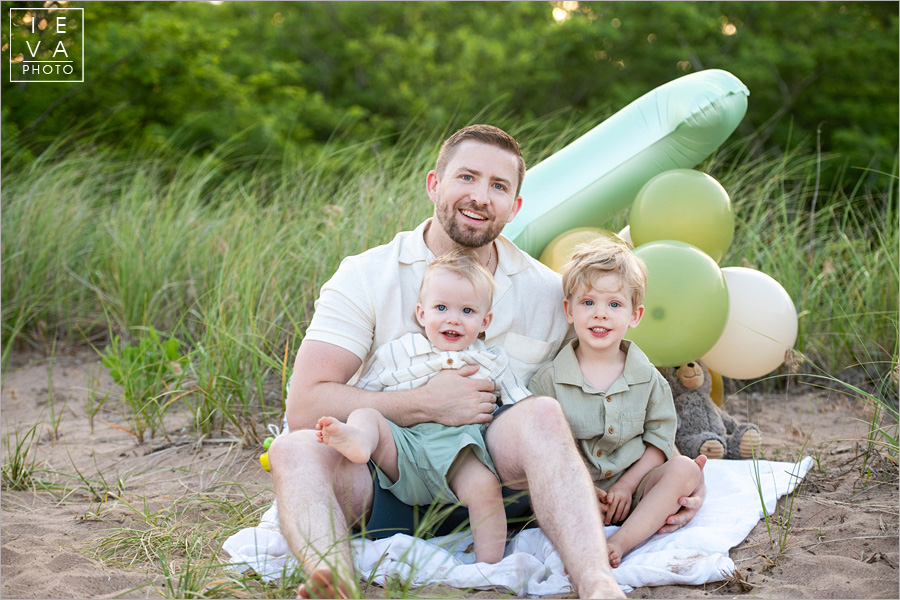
xmin=610 ymin=301 xmax=621 ymax=308
xmin=463 ymin=307 xmax=474 ymax=314
xmin=584 ymin=300 xmax=594 ymax=306
xmin=436 ymin=304 xmax=447 ymax=311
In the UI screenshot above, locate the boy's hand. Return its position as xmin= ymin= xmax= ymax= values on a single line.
xmin=603 ymin=481 xmax=634 ymax=525
xmin=594 ymin=487 xmax=610 ymax=520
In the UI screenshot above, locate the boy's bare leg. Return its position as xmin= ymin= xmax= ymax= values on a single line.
xmin=269 ymin=431 xmax=372 ymax=599
xmin=607 ymin=456 xmax=702 ymax=567
xmin=316 ymin=408 xmax=400 ymax=482
xmin=485 ymin=397 xmax=624 ymax=599
xmin=449 ymin=451 xmax=507 ymax=563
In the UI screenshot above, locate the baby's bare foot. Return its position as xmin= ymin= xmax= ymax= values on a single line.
xmin=607 ymin=540 xmax=623 ymax=568
xmin=315 ymin=417 xmax=372 ymax=464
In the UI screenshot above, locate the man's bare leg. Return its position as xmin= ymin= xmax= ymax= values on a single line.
xmin=485 ymin=397 xmax=624 ymax=599
xmin=316 ymin=408 xmax=401 ymax=482
xmin=269 ymin=430 xmax=373 ymax=599
xmin=449 ymin=451 xmax=507 ymax=563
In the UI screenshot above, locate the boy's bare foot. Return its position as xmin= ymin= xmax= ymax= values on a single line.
xmin=607 ymin=539 xmax=624 ymax=568
xmin=315 ymin=417 xmax=372 ymax=464
xmin=296 ymin=567 xmax=355 ymax=599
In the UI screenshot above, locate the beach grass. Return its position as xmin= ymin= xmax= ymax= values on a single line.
xmin=2 ymin=117 xmax=897 ymax=596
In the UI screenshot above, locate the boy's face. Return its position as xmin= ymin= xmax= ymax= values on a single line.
xmin=416 ymin=269 xmax=493 ymax=351
xmin=564 ymin=273 xmax=644 ymax=357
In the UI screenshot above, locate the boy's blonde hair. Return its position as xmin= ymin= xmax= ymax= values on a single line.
xmin=561 ymin=238 xmax=648 ymax=308
xmin=419 ymin=248 xmax=496 ymax=307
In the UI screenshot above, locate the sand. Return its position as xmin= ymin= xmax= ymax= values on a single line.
xmin=2 ymin=347 xmax=897 ymax=599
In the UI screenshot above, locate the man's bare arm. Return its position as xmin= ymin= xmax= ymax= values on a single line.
xmin=285 ymin=340 xmax=498 ymax=431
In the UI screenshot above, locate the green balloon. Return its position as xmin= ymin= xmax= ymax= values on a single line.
xmin=626 ymin=240 xmax=729 ymax=367
xmin=630 ymin=169 xmax=734 ymax=263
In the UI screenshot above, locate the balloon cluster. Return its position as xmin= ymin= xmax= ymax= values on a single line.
xmin=539 ymin=169 xmax=798 ymax=378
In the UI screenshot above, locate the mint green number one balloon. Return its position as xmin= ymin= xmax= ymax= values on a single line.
xmin=626 ymin=241 xmax=729 ymax=367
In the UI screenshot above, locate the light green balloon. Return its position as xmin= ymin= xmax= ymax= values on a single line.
xmin=630 ymin=169 xmax=734 ymax=263
xmin=626 ymin=240 xmax=729 ymax=367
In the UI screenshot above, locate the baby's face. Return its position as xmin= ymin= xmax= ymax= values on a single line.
xmin=416 ymin=270 xmax=492 ymax=351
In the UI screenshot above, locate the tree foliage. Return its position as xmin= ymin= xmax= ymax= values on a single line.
xmin=3 ymin=1 xmax=897 ymax=191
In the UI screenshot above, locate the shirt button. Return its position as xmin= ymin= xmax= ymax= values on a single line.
xmin=596 ymin=449 xmax=602 ymax=457
xmin=447 ymin=358 xmax=454 ymax=365
xmin=606 ymin=471 xmax=612 ymax=478
xmin=608 ymin=426 xmax=614 ymax=434
xmin=606 ymin=397 xmax=612 ymax=402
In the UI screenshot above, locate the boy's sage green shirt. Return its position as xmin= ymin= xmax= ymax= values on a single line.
xmin=528 ymin=339 xmax=676 ymax=489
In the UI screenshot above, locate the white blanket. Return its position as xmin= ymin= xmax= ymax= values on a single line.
xmin=223 ymin=457 xmax=812 ymax=596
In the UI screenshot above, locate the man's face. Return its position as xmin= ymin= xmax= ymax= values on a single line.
xmin=427 ymin=140 xmax=523 ymax=248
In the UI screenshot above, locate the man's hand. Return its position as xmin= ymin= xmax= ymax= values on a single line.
xmin=658 ymin=454 xmax=707 ymax=533
xmin=423 ymin=365 xmax=497 ymax=426
xmin=602 ymin=480 xmax=635 ymax=525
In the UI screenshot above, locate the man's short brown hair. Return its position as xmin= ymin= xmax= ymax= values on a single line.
xmin=562 ymin=238 xmax=648 ymax=309
xmin=435 ymin=124 xmax=526 ymax=196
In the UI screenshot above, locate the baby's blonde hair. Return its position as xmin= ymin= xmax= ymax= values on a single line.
xmin=561 ymin=238 xmax=647 ymax=308
xmin=419 ymin=249 xmax=496 ymax=306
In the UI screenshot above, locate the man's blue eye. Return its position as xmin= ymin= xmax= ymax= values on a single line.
xmin=493 ymin=183 xmax=505 ymax=190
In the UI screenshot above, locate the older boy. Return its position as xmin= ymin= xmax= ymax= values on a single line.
xmin=529 ymin=238 xmax=703 ymax=567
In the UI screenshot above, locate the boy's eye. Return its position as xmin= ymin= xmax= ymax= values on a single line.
xmin=610 ymin=301 xmax=620 ymax=308
xmin=463 ymin=307 xmax=473 ymax=314
xmin=436 ymin=304 xmax=446 ymax=311
xmin=583 ymin=300 xmax=594 ymax=306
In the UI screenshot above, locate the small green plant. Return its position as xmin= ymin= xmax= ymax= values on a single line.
xmin=83 ymin=363 xmax=110 ymax=435
xmin=100 ymin=326 xmax=190 ymax=443
xmin=1 ymin=422 xmax=42 ymax=490
xmin=751 ymin=435 xmax=811 ymax=558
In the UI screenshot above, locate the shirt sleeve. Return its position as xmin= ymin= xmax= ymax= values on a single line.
xmin=641 ymin=372 xmax=677 ymax=460
xmin=303 ymin=257 xmax=375 ymax=361
xmin=490 ymin=349 xmax=534 ymax=405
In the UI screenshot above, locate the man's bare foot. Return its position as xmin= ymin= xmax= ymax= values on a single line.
xmin=579 ymin=568 xmax=624 ymax=599
xmin=315 ymin=417 xmax=372 ymax=464
xmin=607 ymin=539 xmax=624 ymax=568
xmin=296 ymin=567 xmax=355 ymax=599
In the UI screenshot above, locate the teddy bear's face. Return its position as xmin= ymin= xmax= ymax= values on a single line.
xmin=675 ymin=362 xmax=705 ymax=390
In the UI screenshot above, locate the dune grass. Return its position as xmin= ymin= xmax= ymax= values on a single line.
xmin=2 ymin=115 xmax=897 ymax=598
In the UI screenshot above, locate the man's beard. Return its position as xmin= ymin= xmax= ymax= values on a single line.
xmin=435 ymin=200 xmax=505 ymax=248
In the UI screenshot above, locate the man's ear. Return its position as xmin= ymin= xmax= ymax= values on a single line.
xmin=505 ymin=194 xmax=523 ymax=223
xmin=629 ymin=305 xmax=645 ymax=328
xmin=426 ymin=170 xmax=439 ymax=204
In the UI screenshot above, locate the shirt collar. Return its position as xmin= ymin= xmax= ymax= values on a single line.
xmin=397 ymin=218 xmax=532 ymax=277
xmin=552 ymin=339 xmax=656 ymax=392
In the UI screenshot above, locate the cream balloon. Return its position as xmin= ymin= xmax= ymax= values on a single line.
xmin=616 ymin=225 xmax=634 ymax=248
xmin=701 ymin=267 xmax=798 ymax=379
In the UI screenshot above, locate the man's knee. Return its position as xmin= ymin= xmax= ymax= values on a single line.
xmin=512 ymin=395 xmax=570 ymax=438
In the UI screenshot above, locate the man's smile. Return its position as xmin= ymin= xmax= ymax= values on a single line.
xmin=459 ymin=208 xmax=489 ymax=221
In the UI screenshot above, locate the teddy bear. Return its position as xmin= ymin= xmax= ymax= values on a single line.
xmin=658 ymin=361 xmax=761 ymax=460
